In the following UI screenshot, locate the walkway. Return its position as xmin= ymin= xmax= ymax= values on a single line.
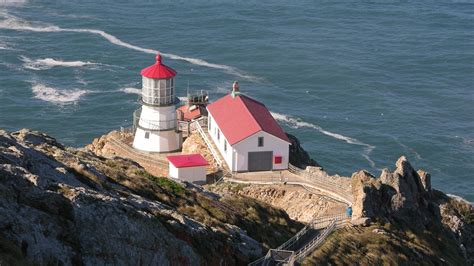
xmin=222 ymin=166 xmax=353 ymax=265
xmin=108 ymin=118 xmax=354 ymax=265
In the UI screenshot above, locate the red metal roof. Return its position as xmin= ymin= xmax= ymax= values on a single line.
xmin=167 ymin=154 xmax=209 ymax=168
xmin=141 ymin=54 xmax=177 ymax=79
xmin=177 ymin=105 xmax=203 ymax=121
xmin=206 ymin=94 xmax=290 ymax=145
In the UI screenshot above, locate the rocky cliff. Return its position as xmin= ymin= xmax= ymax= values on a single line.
xmin=1 ymin=128 xmax=472 ymax=265
xmin=0 ymin=129 xmax=302 ymax=265
xmin=209 ymin=184 xmax=347 ymax=223
xmin=349 ymin=156 xmax=473 ymax=264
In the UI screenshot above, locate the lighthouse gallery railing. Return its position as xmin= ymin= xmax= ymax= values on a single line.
xmin=133 ymin=108 xmax=177 ymax=132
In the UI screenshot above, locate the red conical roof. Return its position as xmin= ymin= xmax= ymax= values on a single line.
xmin=140 ymin=54 xmax=177 ymax=79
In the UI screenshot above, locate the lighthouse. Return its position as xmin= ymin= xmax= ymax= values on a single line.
xmin=132 ymin=54 xmax=182 ymax=152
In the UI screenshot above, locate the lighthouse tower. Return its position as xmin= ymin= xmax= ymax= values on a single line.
xmin=133 ymin=54 xmax=182 ymax=152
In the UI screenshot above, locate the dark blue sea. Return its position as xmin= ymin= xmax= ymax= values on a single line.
xmin=0 ymin=0 xmax=472 ymax=201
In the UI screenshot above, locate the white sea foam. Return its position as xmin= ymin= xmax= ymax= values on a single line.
xmin=271 ymin=111 xmax=376 ymax=168
xmin=20 ymin=56 xmax=99 ymax=70
xmin=120 ymin=87 xmax=141 ymax=95
xmin=0 ymin=13 xmax=260 ymax=81
xmin=0 ymin=0 xmax=27 ymax=6
xmin=32 ymin=84 xmax=88 ymax=104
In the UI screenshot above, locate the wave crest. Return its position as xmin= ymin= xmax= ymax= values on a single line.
xmin=119 ymin=87 xmax=141 ymax=95
xmin=21 ymin=56 xmax=98 ymax=70
xmin=32 ymin=84 xmax=88 ymax=104
xmin=271 ymin=111 xmax=376 ymax=168
xmin=0 ymin=12 xmax=260 ymax=81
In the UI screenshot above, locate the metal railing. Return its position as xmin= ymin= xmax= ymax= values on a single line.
xmin=133 ymin=108 xmax=177 ymax=131
xmin=193 ymin=119 xmax=223 ymax=168
xmin=291 ymin=220 xmax=337 ymax=262
xmin=288 ymin=164 xmax=353 ymax=204
xmin=107 ymin=136 xmax=168 ymax=167
xmin=249 ymin=214 xmax=348 ymax=266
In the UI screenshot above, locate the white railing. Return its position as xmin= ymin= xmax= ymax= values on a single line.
xmin=193 ymin=119 xmax=223 ymax=168
xmin=288 ymin=164 xmax=353 ymax=203
xmin=249 ymin=214 xmax=348 ymax=266
xmin=107 ymin=136 xmax=168 ymax=167
xmin=291 ymin=220 xmax=337 ymax=262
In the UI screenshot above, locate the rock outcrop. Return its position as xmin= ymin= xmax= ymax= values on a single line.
xmin=287 ymin=133 xmax=319 ymax=168
xmin=350 ymin=156 xmax=473 ymax=263
xmin=0 ymin=129 xmax=302 ymax=265
xmin=209 ymin=184 xmax=347 ymax=223
xmin=351 ymin=156 xmax=435 ymax=225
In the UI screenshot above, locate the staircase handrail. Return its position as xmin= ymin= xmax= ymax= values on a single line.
xmin=192 ymin=119 xmax=223 ymax=168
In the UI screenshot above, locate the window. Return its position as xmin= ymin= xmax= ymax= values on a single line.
xmin=274 ymin=156 xmax=282 ymax=164
xmin=224 ymin=140 xmax=227 ymax=152
xmin=160 ymin=79 xmax=166 ymax=89
xmin=258 ymin=136 xmax=264 ymax=147
xmin=217 ymin=129 xmax=220 ymax=140
xmin=144 ymin=132 xmax=150 ymax=139
xmin=209 ymin=118 xmax=212 ymax=131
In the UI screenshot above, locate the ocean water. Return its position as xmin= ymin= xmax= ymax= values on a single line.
xmin=0 ymin=0 xmax=472 ymax=201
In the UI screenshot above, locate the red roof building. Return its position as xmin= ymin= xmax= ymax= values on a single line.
xmin=206 ymin=94 xmax=290 ymax=145
xmin=206 ymin=91 xmax=290 ymax=172
xmin=177 ymin=105 xmax=205 ymax=121
xmin=141 ymin=54 xmax=177 ymax=79
xmin=167 ymin=154 xmax=209 ymax=168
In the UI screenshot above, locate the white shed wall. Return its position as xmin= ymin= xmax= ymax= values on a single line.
xmin=169 ymin=164 xmax=207 ymax=183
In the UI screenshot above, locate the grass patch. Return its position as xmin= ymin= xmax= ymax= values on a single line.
xmin=302 ymin=222 xmax=467 ymax=266
xmin=135 ymin=170 xmax=184 ymax=195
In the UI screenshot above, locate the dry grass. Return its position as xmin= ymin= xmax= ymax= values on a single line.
xmin=59 ymin=150 xmax=303 ymax=252
xmin=302 ymin=222 xmax=467 ymax=266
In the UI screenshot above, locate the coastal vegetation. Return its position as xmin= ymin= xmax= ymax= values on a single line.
xmin=0 ymin=129 xmax=472 ymax=264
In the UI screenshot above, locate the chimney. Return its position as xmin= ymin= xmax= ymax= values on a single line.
xmin=231 ymin=81 xmax=240 ymax=98
xmin=232 ymin=81 xmax=239 ymax=92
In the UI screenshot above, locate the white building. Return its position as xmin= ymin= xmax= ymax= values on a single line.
xmin=167 ymin=154 xmax=209 ymax=183
xmin=133 ymin=54 xmax=182 ymax=152
xmin=206 ymin=83 xmax=291 ymax=172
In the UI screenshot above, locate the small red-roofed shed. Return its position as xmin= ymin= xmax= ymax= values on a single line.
xmin=167 ymin=154 xmax=209 ymax=183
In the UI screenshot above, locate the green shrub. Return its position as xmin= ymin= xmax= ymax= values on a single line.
xmin=136 ymin=170 xmax=184 ymax=195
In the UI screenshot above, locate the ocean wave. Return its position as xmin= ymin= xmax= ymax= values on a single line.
xmin=0 ymin=12 xmax=260 ymax=81
xmin=32 ymin=84 xmax=88 ymax=104
xmin=0 ymin=0 xmax=27 ymax=6
xmin=20 ymin=56 xmax=99 ymax=70
xmin=119 ymin=87 xmax=141 ymax=95
xmin=271 ymin=111 xmax=376 ymax=168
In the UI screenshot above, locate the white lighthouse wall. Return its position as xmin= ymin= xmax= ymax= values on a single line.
xmin=169 ymin=164 xmax=207 ymax=183
xmin=207 ymin=113 xmax=289 ymax=172
xmin=133 ymin=127 xmax=182 ymax=152
xmin=139 ymin=105 xmax=177 ymax=130
xmin=207 ymin=113 xmax=234 ymax=171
